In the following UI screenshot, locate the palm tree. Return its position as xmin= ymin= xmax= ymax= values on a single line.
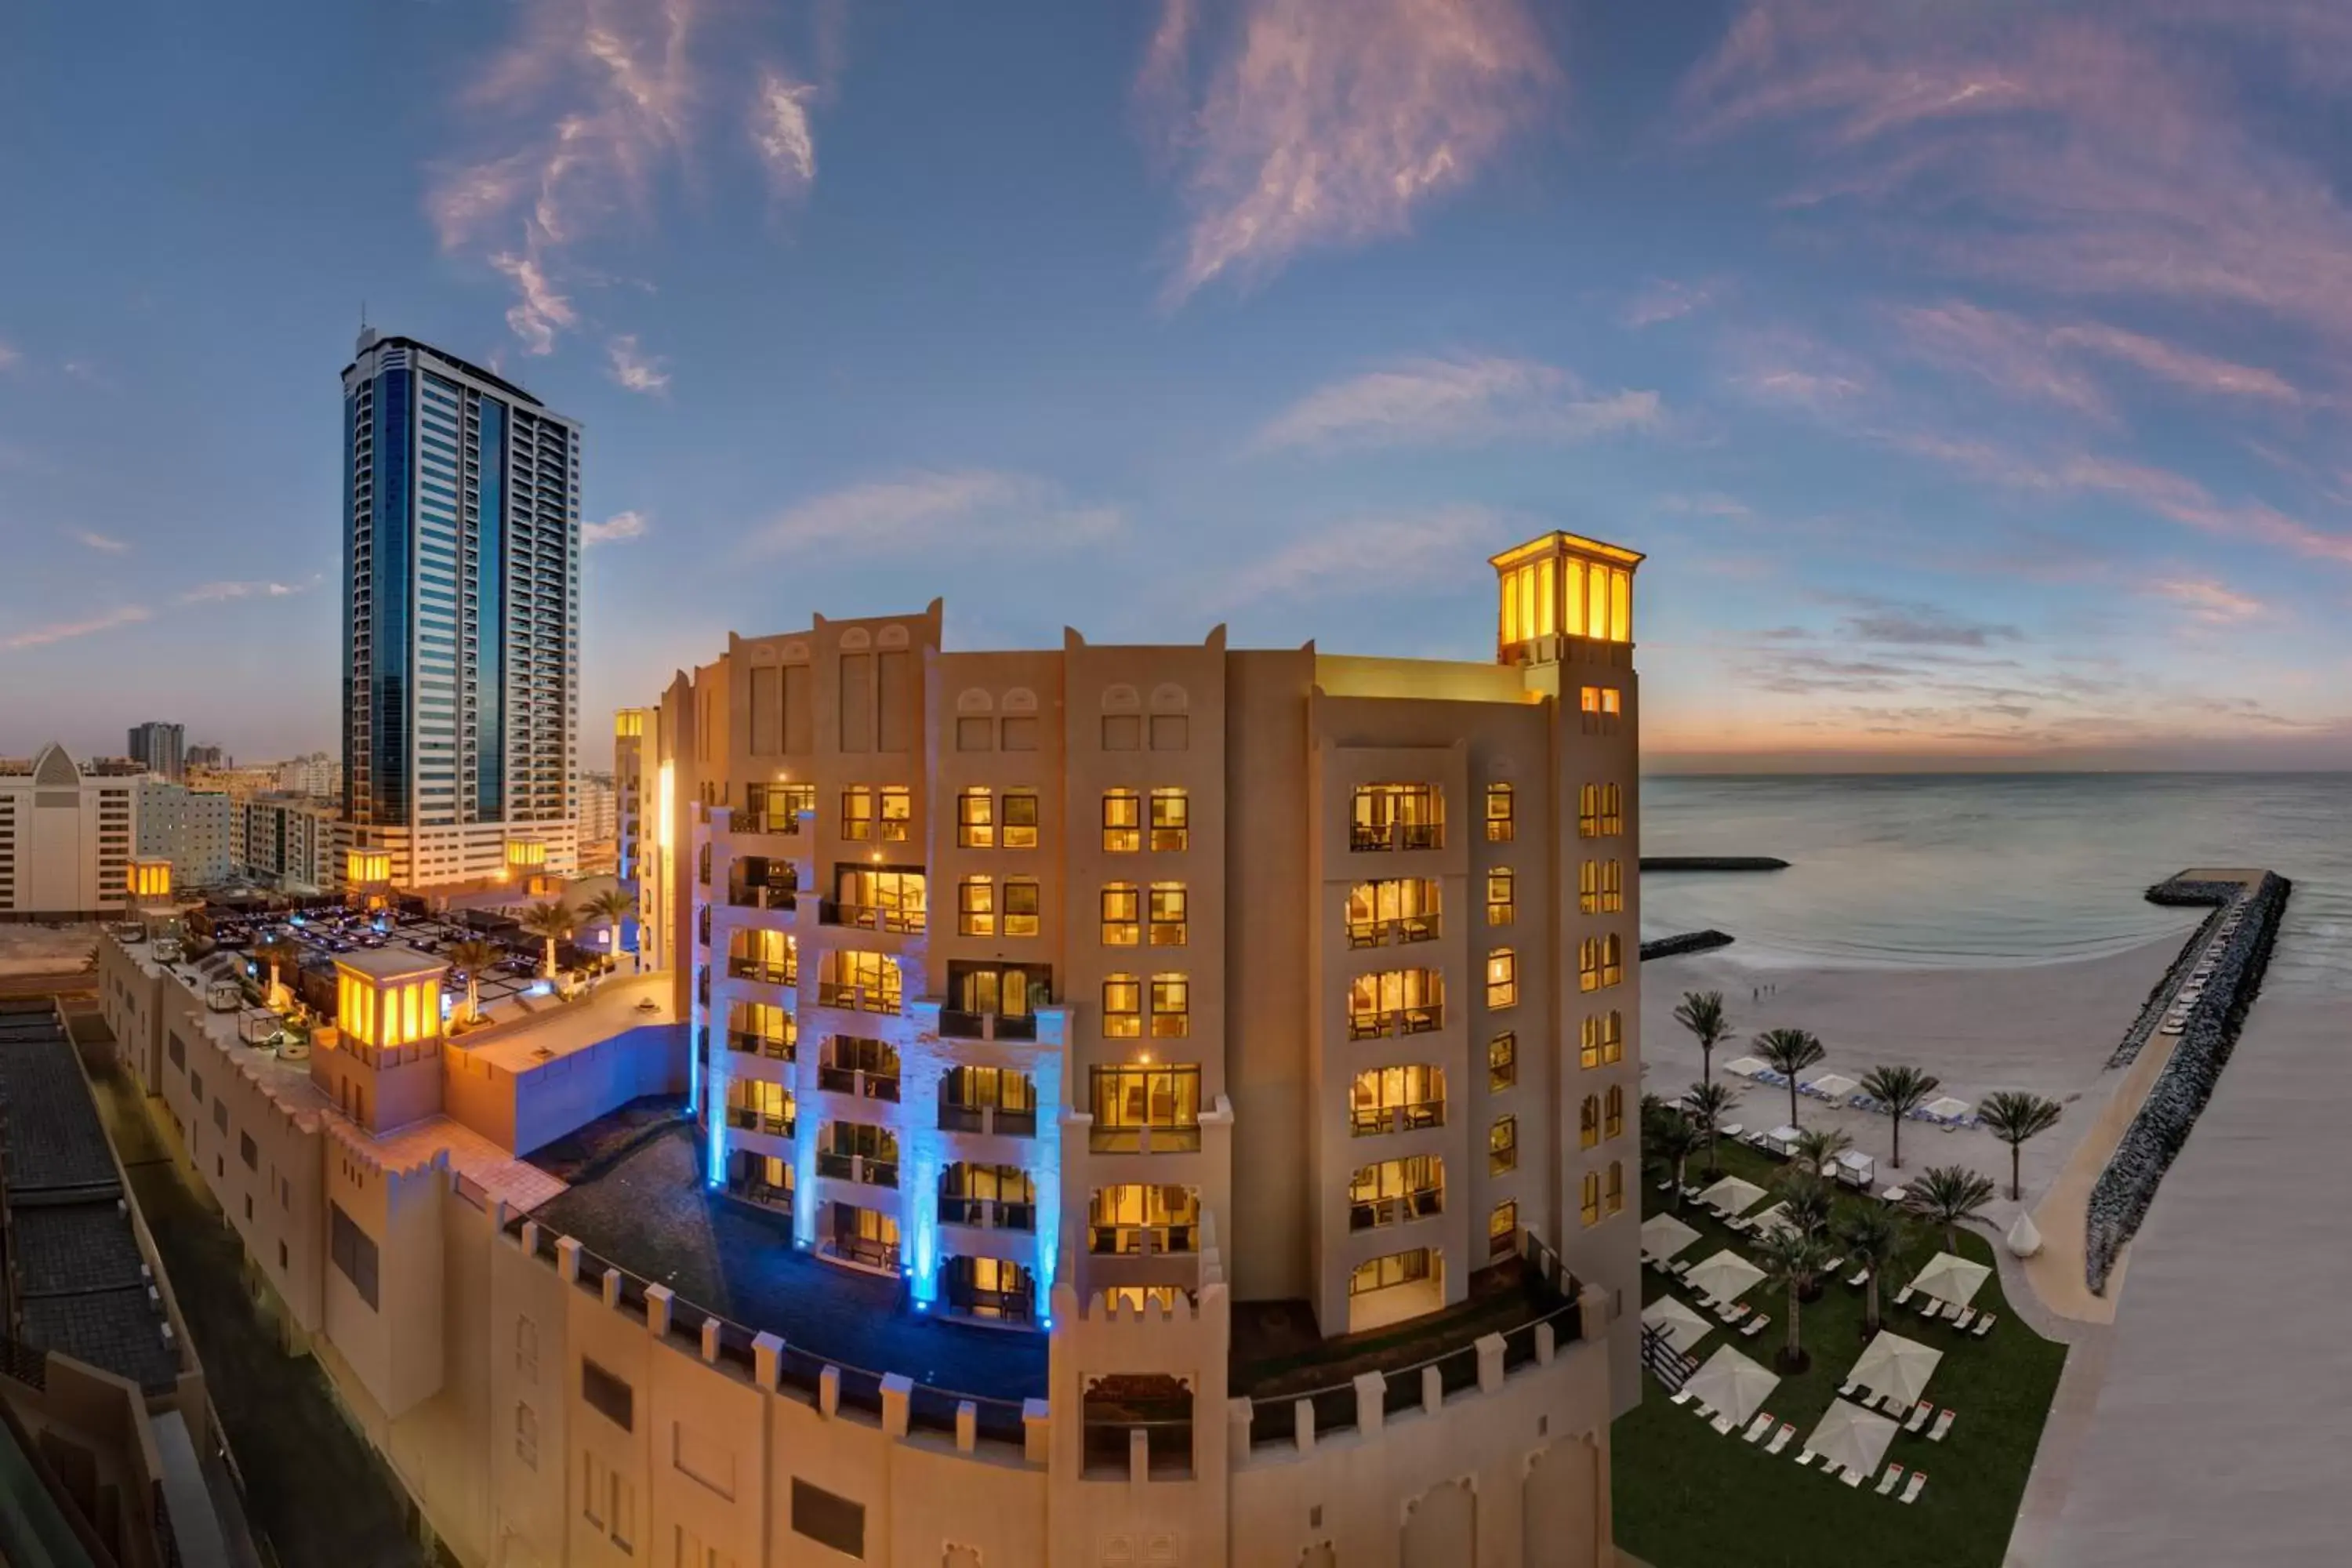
xmin=1754 ymin=1028 xmax=1826 ymax=1129
xmin=1683 ymin=1080 xmax=1738 ymax=1179
xmin=1754 ymin=1226 xmax=1833 ymax=1374
xmin=1674 ymin=990 xmax=1733 ymax=1087
xmin=1978 ymin=1091 xmax=2064 ymax=1201
xmin=518 ymin=900 xmax=578 ymax=979
xmin=1790 ymin=1125 xmax=1853 ymax=1179
xmin=445 ymin=938 xmax=503 ymax=1025
xmin=582 ymin=888 xmax=637 ymax=968
xmin=1650 ymin=1114 xmax=1703 ymax=1210
xmin=1905 ymin=1165 xmax=1996 ymax=1253
xmin=1835 ymin=1204 xmax=1911 ymax=1337
xmin=1773 ymin=1167 xmax=1835 ymax=1247
xmin=1859 ymin=1063 xmax=1940 ymax=1171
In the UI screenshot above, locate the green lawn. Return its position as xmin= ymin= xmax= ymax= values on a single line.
xmin=1612 ymin=1138 xmax=2068 ymax=1568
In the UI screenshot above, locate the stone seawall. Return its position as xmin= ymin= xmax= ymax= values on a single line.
xmin=1638 ymin=857 xmax=1789 ymax=872
xmin=1639 ymin=930 xmax=1734 ymax=961
xmin=2082 ymin=871 xmax=2290 ymax=1295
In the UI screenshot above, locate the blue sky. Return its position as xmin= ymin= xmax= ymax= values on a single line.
xmin=7 ymin=0 xmax=2352 ymax=771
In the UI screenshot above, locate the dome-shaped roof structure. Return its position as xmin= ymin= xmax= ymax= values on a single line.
xmin=31 ymin=743 xmax=79 ymax=789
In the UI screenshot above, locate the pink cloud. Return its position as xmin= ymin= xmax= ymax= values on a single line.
xmin=1887 ymin=299 xmax=2112 ymax=420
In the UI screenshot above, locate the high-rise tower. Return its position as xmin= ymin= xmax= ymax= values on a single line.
xmin=337 ymin=329 xmax=582 ymax=889
xmin=126 ymin=721 xmax=186 ymax=782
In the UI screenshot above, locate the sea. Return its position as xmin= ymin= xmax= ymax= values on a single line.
xmin=1639 ymin=773 xmax=2352 ymax=991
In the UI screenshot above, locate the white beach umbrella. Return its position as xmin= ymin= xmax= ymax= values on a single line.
xmin=1697 ymin=1175 xmax=1767 ymax=1216
xmin=1924 ymin=1095 xmax=1973 ymax=1120
xmin=1748 ymin=1203 xmax=1792 ymax=1239
xmin=1641 ymin=1294 xmax=1715 ymax=1356
xmin=1909 ymin=1251 xmax=1993 ymax=1309
xmin=1849 ymin=1330 xmax=1944 ymax=1404
xmin=1641 ymin=1212 xmax=1702 ymax=1262
xmin=1722 ymin=1055 xmax=1767 ymax=1079
xmin=1683 ymin=1345 xmax=1780 ymax=1428
xmin=1806 ymin=1400 xmax=1900 ymax=1476
xmin=1684 ymin=1249 xmax=1766 ymax=1306
xmin=1806 ymin=1071 xmax=1858 ymax=1099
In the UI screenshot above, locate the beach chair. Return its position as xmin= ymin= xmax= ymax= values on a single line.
xmin=1919 ymin=1298 xmax=1947 ymax=1319
xmin=1847 ymin=1266 xmax=1870 ymax=1287
xmin=1877 ymin=1464 xmax=1906 ymax=1496
xmin=1929 ymin=1409 xmax=1956 ymax=1442
xmin=1900 ymin=1472 xmax=1928 ymax=1504
xmin=1973 ymin=1314 xmax=1997 ymax=1338
xmin=1795 ymin=1449 xmax=1820 ymax=1468
xmin=1711 ymin=1413 xmax=1737 ymax=1436
xmin=1819 ymin=1462 xmax=1844 ymax=1481
xmin=1842 ymin=1467 xmax=1867 ymax=1487
xmin=1741 ymin=1313 xmax=1770 ymax=1339
xmin=1878 ymin=1393 xmax=1907 ymax=1417
xmin=1743 ymin=1413 xmax=1774 ymax=1443
xmin=1893 ymin=1286 xmax=1915 ymax=1308
xmin=1952 ymin=1308 xmax=1977 ymax=1330
xmin=1838 ymin=1379 xmax=1860 ymax=1398
xmin=1669 ymin=1390 xmax=1693 ymax=1406
xmin=1766 ymin=1423 xmax=1795 ymax=1455
xmin=1904 ymin=1400 xmax=1933 ymax=1433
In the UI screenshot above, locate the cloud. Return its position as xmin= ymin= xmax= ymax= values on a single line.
xmin=1886 ymin=300 xmax=2112 ymax=421
xmin=2045 ymin=323 xmax=2303 ymax=407
xmin=605 ymin=335 xmax=670 ymax=394
xmin=180 ymin=580 xmax=310 ymax=604
xmin=2145 ymin=576 xmax=2267 ymax=626
xmin=1256 ymin=356 xmax=1661 ymax=452
xmin=1836 ymin=597 xmax=2022 ymax=648
xmin=584 ymin=510 xmax=651 ymax=545
xmin=1624 ymin=278 xmax=1725 ymax=328
xmin=71 ymin=530 xmax=129 ymax=555
xmin=750 ymin=67 xmax=818 ymax=194
xmin=750 ymin=471 xmax=1120 ymax=558
xmin=0 ymin=340 xmax=17 ymax=370
xmin=1217 ymin=505 xmax=1507 ymax=606
xmin=2 ymin=604 xmax=152 ymax=650
xmin=489 ymin=251 xmax=578 ymax=355
xmin=1719 ymin=326 xmax=1875 ymax=413
xmin=1138 ymin=0 xmax=1563 ymax=302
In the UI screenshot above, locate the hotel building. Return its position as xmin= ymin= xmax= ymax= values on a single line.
xmin=0 ymin=744 xmax=138 ymax=919
xmin=336 ymin=328 xmax=582 ymax=891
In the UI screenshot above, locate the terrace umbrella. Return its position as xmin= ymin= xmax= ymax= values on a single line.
xmin=1641 ymin=1294 xmax=1715 ymax=1356
xmin=1682 ymin=1345 xmax=1780 ymax=1428
xmin=1747 ymin=1203 xmax=1792 ymax=1239
xmin=1722 ymin=1056 xmax=1768 ymax=1079
xmin=1924 ymin=1095 xmax=1973 ymax=1120
xmin=1684 ymin=1249 xmax=1766 ymax=1307
xmin=1807 ymin=1400 xmax=1900 ymax=1477
xmin=1848 ymin=1330 xmax=1944 ymax=1404
xmin=1642 ymin=1212 xmax=1702 ymax=1262
xmin=1696 ymin=1175 xmax=1767 ymax=1216
xmin=1806 ymin=1072 xmax=1858 ymax=1100
xmin=1909 ymin=1251 xmax=1993 ymax=1310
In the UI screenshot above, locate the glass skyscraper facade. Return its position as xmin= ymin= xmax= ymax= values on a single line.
xmin=339 ymin=330 xmax=582 ymax=887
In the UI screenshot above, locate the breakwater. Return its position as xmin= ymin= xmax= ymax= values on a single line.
xmin=2082 ymin=870 xmax=2290 ymax=1296
xmin=1639 ymin=857 xmax=1789 ymax=872
xmin=1639 ymin=930 xmax=1734 ymax=961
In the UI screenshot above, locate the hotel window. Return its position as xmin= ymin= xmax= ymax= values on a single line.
xmin=1351 ymin=782 xmax=1443 ymax=851
xmin=1002 ymin=789 xmax=1040 ymax=848
xmin=1602 ymin=1008 xmax=1624 ymax=1064
xmin=1578 ymin=783 xmax=1599 ymax=838
xmin=1489 ymin=1115 xmax=1519 ymax=1176
xmin=1579 ymin=860 xmax=1599 ymax=915
xmin=1579 ymin=1016 xmax=1601 ymax=1069
xmin=1581 ymin=1093 xmax=1602 ymax=1149
xmin=1599 ymin=858 xmax=1623 ymax=913
xmin=956 ymin=788 xmax=994 ymax=848
xmin=1581 ymin=1171 xmax=1602 ymax=1228
xmin=1485 ymin=783 xmax=1515 ymax=842
xmin=1486 ymin=869 xmax=1515 ymax=927
xmin=1351 ymin=1248 xmax=1432 ymax=1298
xmin=1103 ymin=789 xmax=1142 ymax=852
xmin=1350 ymin=1064 xmax=1446 ymax=1136
xmin=1149 ymin=883 xmax=1188 ymax=946
xmin=1486 ymin=948 xmax=1518 ymax=1009
xmin=1490 ymin=1200 xmax=1519 ymax=1258
xmin=1348 ymin=968 xmax=1444 ymax=1039
xmin=1579 ymin=935 xmax=1623 ymax=992
xmin=1605 ymin=1084 xmax=1625 ymax=1140
xmin=1604 ymin=933 xmax=1623 ymax=986
xmin=1346 ymin=877 xmax=1440 ymax=946
xmin=841 ymin=786 xmax=874 ymax=840
xmin=1101 ymin=883 xmax=1140 ymax=945
xmin=1090 ymin=1065 xmax=1203 ymax=1152
xmin=1579 ymin=686 xmax=1624 ymax=736
xmin=1349 ymin=1155 xmax=1444 ymax=1229
xmin=1606 ymin=1160 xmax=1625 ymax=1215
xmin=1089 ymin=1184 xmax=1200 ymax=1254
xmin=1489 ymin=1032 xmax=1517 ymax=1091
xmin=1149 ymin=788 xmax=1189 ymax=851
xmin=1150 ymin=973 xmax=1190 ymax=1037
xmin=959 ymin=877 xmax=996 ymax=937
xmin=1602 ymin=783 xmax=1624 ymax=835
xmin=878 ymin=786 xmax=912 ymax=841
xmin=1102 ymin=974 xmax=1142 ymax=1037
xmin=1003 ymin=878 xmax=1041 ymax=938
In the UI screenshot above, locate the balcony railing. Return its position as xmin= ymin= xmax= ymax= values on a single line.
xmin=822 ymin=1235 xmax=900 ymax=1272
xmin=817 ymin=1065 xmax=901 ymax=1102
xmin=938 ymin=1009 xmax=1037 ymax=1042
xmin=946 ymin=1281 xmax=1034 ymax=1324
xmin=938 ymin=1104 xmax=1039 ymax=1138
xmin=1350 ymin=824 xmax=1444 ymax=853
xmin=817 ymin=982 xmax=900 ymax=1014
xmin=1348 ymin=1102 xmax=1445 ymax=1138
xmin=728 ymin=958 xmax=797 ymax=986
xmin=815 ymin=1151 xmax=899 ymax=1189
xmin=724 ymin=1177 xmax=793 ymax=1218
xmin=1088 ymin=1222 xmax=1197 ymax=1256
xmin=1347 ymin=1005 xmax=1444 ymax=1040
xmin=725 ymin=1108 xmax=795 ymax=1138
xmin=938 ymin=1196 xmax=1036 ymax=1232
xmin=1087 ymin=1123 xmax=1203 ymax=1155
xmin=1348 ymin=1189 xmax=1444 ymax=1231
xmin=1345 ymin=915 xmax=1441 ymax=949
xmin=819 ymin=900 xmax=927 ymax=935
xmin=727 ymin=885 xmax=797 ymax=912
xmin=726 ymin=1030 xmax=795 ymax=1061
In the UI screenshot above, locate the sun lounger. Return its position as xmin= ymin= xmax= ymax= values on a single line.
xmin=1766 ymin=1423 xmax=1795 ymax=1454
xmin=1900 ymin=1472 xmax=1928 ymax=1504
xmin=1795 ymin=1449 xmax=1820 ymax=1468
xmin=1973 ymin=1313 xmax=1997 ymax=1338
xmin=1741 ymin=1313 xmax=1770 ymax=1338
xmin=1656 ymin=1178 xmax=1675 ymax=1192
xmin=1743 ymin=1413 xmax=1773 ymax=1442
xmin=1842 ymin=1466 xmax=1867 ymax=1487
xmin=1819 ymin=1461 xmax=1844 ymax=1481
xmin=1719 ymin=1123 xmax=1744 ymax=1140
xmin=1929 ymin=1409 xmax=1955 ymax=1442
xmin=1711 ymin=1413 xmax=1737 ymax=1436
xmin=1952 ymin=1308 xmax=1976 ymax=1330
xmin=1670 ymin=1390 xmax=1693 ymax=1406
xmin=1847 ymin=1266 xmax=1870 ymax=1287
xmin=1878 ymin=1393 xmax=1907 ymax=1417
xmin=1920 ymin=1298 xmax=1947 ymax=1319
xmin=1893 ymin=1286 xmax=1915 ymax=1307
xmin=1877 ymin=1464 xmax=1906 ymax=1496
xmin=1905 ymin=1400 xmax=1933 ymax=1433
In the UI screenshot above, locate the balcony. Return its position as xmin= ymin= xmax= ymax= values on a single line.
xmin=816 ymin=982 xmax=900 ymax=1014
xmin=727 ymin=958 xmax=798 ymax=987
xmin=728 ymin=884 xmax=797 ymax=913
xmin=938 ymin=1197 xmax=1036 ymax=1232
xmin=815 ymin=1065 xmax=901 ymax=1103
xmin=818 ymin=899 xmax=926 ymax=935
xmin=1088 ymin=1222 xmax=1197 ymax=1257
xmin=815 ymin=1151 xmax=899 ymax=1189
xmin=725 ymin=1108 xmax=796 ymax=1138
xmin=1087 ymin=1123 xmax=1203 ymax=1156
xmin=938 ymin=1009 xmax=1038 ymax=1043
xmin=939 ymin=1103 xmax=1039 ymax=1138
xmin=1349 ymin=1189 xmax=1444 ymax=1231
xmin=1349 ymin=1101 xmax=1445 ymax=1138
xmin=726 ymin=1030 xmax=795 ymax=1062
xmin=1348 ymin=1005 xmax=1444 ymax=1040
xmin=1350 ymin=823 xmax=1444 ymax=853
xmin=820 ymin=1234 xmax=900 ymax=1272
xmin=1345 ymin=914 xmax=1441 ymax=949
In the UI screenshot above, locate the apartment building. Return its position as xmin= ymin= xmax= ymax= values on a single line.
xmin=0 ymin=744 xmax=139 ymax=918
xmin=137 ymin=779 xmax=238 ymax=887
xmin=237 ymin=793 xmax=337 ymax=892
xmin=615 ymin=708 xmax=651 ymax=887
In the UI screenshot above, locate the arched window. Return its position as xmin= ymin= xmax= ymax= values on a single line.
xmin=1579 ymin=1094 xmax=1600 ymax=1150
xmin=1581 ymin=1171 xmax=1601 ymax=1227
xmin=1604 ymin=1084 xmax=1624 ymax=1140
xmin=1606 ymin=1160 xmax=1625 ymax=1214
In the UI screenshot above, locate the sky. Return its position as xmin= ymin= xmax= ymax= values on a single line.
xmin=8 ymin=0 xmax=2352 ymax=773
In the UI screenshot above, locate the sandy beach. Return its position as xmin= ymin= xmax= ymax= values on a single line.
xmin=1638 ymin=938 xmax=2183 ymax=1233
xmin=0 ymin=924 xmax=99 ymax=978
